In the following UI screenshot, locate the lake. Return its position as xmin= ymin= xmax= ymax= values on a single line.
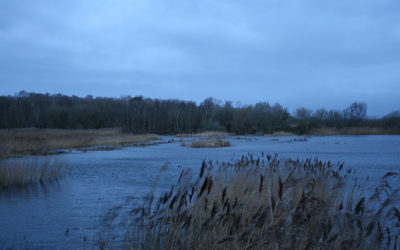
xmin=1 ymin=135 xmax=399 ymax=249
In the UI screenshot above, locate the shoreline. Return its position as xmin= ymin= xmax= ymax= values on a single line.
xmin=0 ymin=128 xmax=161 ymax=158
xmin=309 ymin=127 xmax=400 ymax=136
xmin=264 ymin=127 xmax=400 ymax=136
xmin=1 ymin=128 xmax=400 ymax=158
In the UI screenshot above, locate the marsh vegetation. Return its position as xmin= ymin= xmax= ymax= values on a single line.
xmin=0 ymin=158 xmax=67 ymax=188
xmin=0 ymin=135 xmax=399 ymax=248
xmin=0 ymin=128 xmax=160 ymax=157
xmin=128 ymin=154 xmax=400 ymax=249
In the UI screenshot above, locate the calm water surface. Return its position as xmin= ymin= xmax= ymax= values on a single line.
xmin=1 ymin=135 xmax=399 ymax=249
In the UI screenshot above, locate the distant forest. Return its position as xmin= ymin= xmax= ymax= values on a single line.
xmin=1 ymin=91 xmax=399 ymax=134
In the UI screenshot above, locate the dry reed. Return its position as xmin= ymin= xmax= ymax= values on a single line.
xmin=0 ymin=158 xmax=67 ymax=188
xmin=128 ymin=154 xmax=400 ymax=249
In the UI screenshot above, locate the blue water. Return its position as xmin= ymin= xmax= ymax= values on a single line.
xmin=0 ymin=135 xmax=399 ymax=249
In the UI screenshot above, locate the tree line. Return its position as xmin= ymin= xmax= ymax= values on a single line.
xmin=0 ymin=91 xmax=399 ymax=134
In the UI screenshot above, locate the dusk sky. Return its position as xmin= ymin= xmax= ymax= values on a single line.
xmin=1 ymin=0 xmax=399 ymax=116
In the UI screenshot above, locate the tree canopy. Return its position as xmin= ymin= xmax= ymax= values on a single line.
xmin=0 ymin=91 xmax=398 ymax=134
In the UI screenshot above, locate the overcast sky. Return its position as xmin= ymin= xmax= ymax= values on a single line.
xmin=1 ymin=0 xmax=399 ymax=116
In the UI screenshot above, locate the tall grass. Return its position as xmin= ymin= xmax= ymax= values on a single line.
xmin=0 ymin=158 xmax=66 ymax=188
xmin=128 ymin=154 xmax=400 ymax=249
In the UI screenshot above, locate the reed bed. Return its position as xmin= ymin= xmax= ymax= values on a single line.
xmin=182 ymin=139 xmax=231 ymax=148
xmin=0 ymin=128 xmax=161 ymax=157
xmin=128 ymin=154 xmax=400 ymax=249
xmin=176 ymin=131 xmax=230 ymax=137
xmin=0 ymin=158 xmax=67 ymax=188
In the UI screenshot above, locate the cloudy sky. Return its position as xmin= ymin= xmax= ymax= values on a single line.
xmin=1 ymin=0 xmax=399 ymax=116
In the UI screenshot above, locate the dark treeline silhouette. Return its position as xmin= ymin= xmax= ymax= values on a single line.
xmin=1 ymin=91 xmax=399 ymax=134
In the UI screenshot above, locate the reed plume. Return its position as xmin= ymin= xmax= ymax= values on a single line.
xmin=127 ymin=154 xmax=400 ymax=249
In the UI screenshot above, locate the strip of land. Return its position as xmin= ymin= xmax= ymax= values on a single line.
xmin=0 ymin=128 xmax=161 ymax=158
xmin=180 ymin=138 xmax=231 ymax=148
xmin=264 ymin=127 xmax=400 ymax=136
xmin=1 ymin=127 xmax=399 ymax=158
xmin=176 ymin=131 xmax=231 ymax=137
xmin=311 ymin=127 xmax=400 ymax=135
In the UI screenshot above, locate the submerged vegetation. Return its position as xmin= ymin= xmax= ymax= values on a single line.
xmin=128 ymin=154 xmax=400 ymax=249
xmin=1 ymin=91 xmax=400 ymax=135
xmin=0 ymin=158 xmax=67 ymax=188
xmin=0 ymin=128 xmax=160 ymax=157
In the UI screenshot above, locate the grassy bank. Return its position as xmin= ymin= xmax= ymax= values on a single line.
xmin=128 ymin=154 xmax=400 ymax=249
xmin=0 ymin=158 xmax=67 ymax=188
xmin=0 ymin=128 xmax=161 ymax=157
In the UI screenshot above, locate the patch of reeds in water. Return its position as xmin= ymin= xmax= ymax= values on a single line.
xmin=183 ymin=139 xmax=231 ymax=148
xmin=0 ymin=158 xmax=67 ymax=188
xmin=128 ymin=154 xmax=400 ymax=249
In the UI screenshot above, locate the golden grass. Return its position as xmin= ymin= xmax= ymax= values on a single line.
xmin=128 ymin=154 xmax=400 ymax=249
xmin=0 ymin=158 xmax=67 ymax=188
xmin=312 ymin=127 xmax=400 ymax=136
xmin=0 ymin=128 xmax=161 ymax=157
xmin=176 ymin=131 xmax=230 ymax=137
xmin=184 ymin=139 xmax=231 ymax=148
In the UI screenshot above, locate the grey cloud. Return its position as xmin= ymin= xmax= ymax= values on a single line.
xmin=0 ymin=0 xmax=399 ymax=116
